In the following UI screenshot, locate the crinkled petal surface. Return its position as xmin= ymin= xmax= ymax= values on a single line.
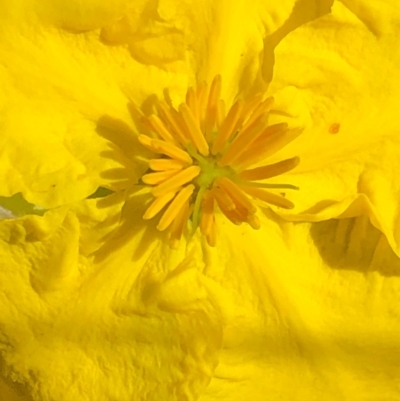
xmin=4 ymin=1 xmax=400 ymax=400
xmin=267 ymin=0 xmax=400 ymax=256
xmin=0 ymin=0 xmax=296 ymax=208
xmin=198 ymin=213 xmax=400 ymax=401
xmin=0 ymin=197 xmax=224 ymax=401
xmin=1 ymin=199 xmax=400 ymax=400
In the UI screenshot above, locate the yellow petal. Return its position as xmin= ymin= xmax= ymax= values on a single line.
xmin=2 ymin=0 xmax=134 ymax=32
xmin=1 ymin=201 xmax=400 ymax=400
xmin=269 ymin=1 xmax=400 ymax=168
xmin=0 ymin=1 xmax=191 ymax=208
xmin=0 ymin=0 xmax=299 ymax=209
xmin=0 ymin=197 xmax=222 ymax=400
xmin=197 ymin=214 xmax=400 ymax=400
xmin=154 ymin=0 xmax=298 ymax=102
xmin=267 ymin=1 xmax=400 ymax=257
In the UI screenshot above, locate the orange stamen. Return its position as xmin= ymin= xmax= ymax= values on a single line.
xmin=216 ymin=99 xmax=226 ymax=129
xmin=215 ymin=177 xmax=257 ymax=214
xmin=238 ymin=157 xmax=300 ymax=181
xmin=157 ymin=185 xmax=195 ymax=231
xmin=186 ymin=86 xmax=199 ymax=122
xmin=206 ymin=218 xmax=217 ymax=247
xmin=147 ymin=114 xmax=176 ymax=143
xmin=240 ymin=97 xmax=274 ymax=132
xmin=213 ymin=195 xmax=243 ymax=225
xmin=143 ymin=191 xmax=177 ymax=220
xmin=200 ymin=190 xmax=215 ymax=236
xmin=156 ymin=102 xmax=188 ymax=146
xmin=212 ymin=100 xmax=243 ymax=155
xmin=149 ymin=159 xmax=187 ymax=171
xmin=239 ymin=93 xmax=263 ymax=125
xmin=218 ymin=115 xmax=270 ymax=167
xmin=179 ymin=103 xmax=210 ymax=156
xmin=170 ymin=201 xmax=191 ymax=248
xmin=139 ymin=135 xmax=193 ymax=165
xmin=247 ymin=214 xmax=261 ymax=230
xmin=137 ymin=75 xmax=300 ymax=247
xmin=233 ymin=123 xmax=291 ymax=169
xmin=196 ymin=81 xmax=209 ymax=126
xmin=204 ymin=75 xmax=222 ymax=141
xmin=152 ymin=165 xmax=201 ymax=197
xmin=212 ymin=187 xmax=236 ymax=211
xmin=141 ymin=170 xmax=178 ymax=185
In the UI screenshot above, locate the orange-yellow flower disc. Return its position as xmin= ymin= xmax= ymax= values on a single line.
xmin=138 ymin=76 xmax=301 ymax=247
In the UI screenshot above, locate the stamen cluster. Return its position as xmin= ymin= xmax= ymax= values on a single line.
xmin=138 ymin=75 xmax=300 ymax=247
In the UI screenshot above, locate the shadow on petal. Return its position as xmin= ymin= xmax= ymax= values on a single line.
xmin=310 ymin=216 xmax=400 ymax=277
xmin=0 ymin=358 xmax=34 ymax=401
xmin=302 ymin=199 xmax=341 ymax=215
xmin=263 ymin=0 xmax=334 ymax=82
xmin=93 ymin=188 xmax=160 ymax=264
xmin=96 ymin=114 xmax=144 ymax=160
xmin=96 ymin=115 xmax=149 ymax=191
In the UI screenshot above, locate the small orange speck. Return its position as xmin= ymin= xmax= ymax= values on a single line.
xmin=329 ymin=123 xmax=340 ymax=134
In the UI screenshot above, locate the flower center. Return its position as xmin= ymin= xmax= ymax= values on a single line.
xmin=138 ymin=75 xmax=301 ymax=247
xmin=193 ymin=152 xmax=233 ymax=189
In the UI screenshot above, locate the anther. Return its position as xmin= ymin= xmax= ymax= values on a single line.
xmin=137 ymin=75 xmax=301 ymax=247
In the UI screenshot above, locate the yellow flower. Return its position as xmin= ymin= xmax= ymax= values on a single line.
xmin=136 ymin=75 xmax=301 ymax=247
xmin=2 ymin=0 xmax=400 ymax=251
xmin=1 ymin=0 xmax=400 ymax=401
